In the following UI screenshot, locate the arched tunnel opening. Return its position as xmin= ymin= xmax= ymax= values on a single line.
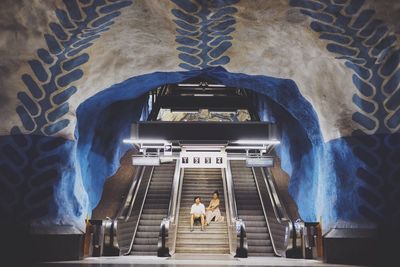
xmin=75 ymin=69 xmax=323 ymax=221
xmin=69 ymin=68 xmax=338 ymax=259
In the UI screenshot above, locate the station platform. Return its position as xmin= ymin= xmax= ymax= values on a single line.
xmin=36 ymin=254 xmax=363 ymax=267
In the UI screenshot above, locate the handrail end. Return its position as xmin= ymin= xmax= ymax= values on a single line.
xmin=157 ymin=218 xmax=171 ymax=257
xmin=234 ymin=219 xmax=248 ymax=258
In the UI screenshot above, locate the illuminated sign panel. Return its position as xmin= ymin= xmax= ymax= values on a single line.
xmin=180 ymin=151 xmax=227 ymax=168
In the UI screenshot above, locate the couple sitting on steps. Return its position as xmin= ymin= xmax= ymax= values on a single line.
xmin=190 ymin=191 xmax=224 ymax=232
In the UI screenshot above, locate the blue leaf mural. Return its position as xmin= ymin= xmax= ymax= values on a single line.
xmin=289 ymin=0 xmax=400 ymax=226
xmin=0 ymin=0 xmax=132 ymax=223
xmin=171 ymin=0 xmax=239 ymax=70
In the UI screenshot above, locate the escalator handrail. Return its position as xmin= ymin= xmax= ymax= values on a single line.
xmin=157 ymin=160 xmax=182 ymax=256
xmin=125 ymin=166 xmax=155 ymax=255
xmin=116 ymin=165 xmax=144 ymax=219
xmin=261 ymin=167 xmax=291 ymax=223
xmin=251 ymin=167 xmax=294 ymax=256
xmin=261 ymin=167 xmax=295 ymax=254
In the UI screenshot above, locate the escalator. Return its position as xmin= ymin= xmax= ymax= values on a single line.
xmin=230 ymin=160 xmax=274 ymax=256
xmin=113 ymin=161 xmax=176 ymax=255
xmin=175 ymin=168 xmax=230 ymax=254
xmin=130 ymin=162 xmax=175 ymax=255
xmin=230 ymin=160 xmax=293 ymax=257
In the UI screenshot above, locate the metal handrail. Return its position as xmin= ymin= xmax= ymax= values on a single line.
xmin=261 ymin=167 xmax=291 ymax=223
xmin=125 ymin=166 xmax=155 ymax=255
xmin=251 ymin=166 xmax=294 ymax=257
xmin=262 ymin=167 xmax=296 ymax=254
xmin=157 ymin=160 xmax=181 ymax=257
xmin=226 ymin=161 xmax=248 ymax=258
xmin=119 ymin=166 xmax=144 ymax=219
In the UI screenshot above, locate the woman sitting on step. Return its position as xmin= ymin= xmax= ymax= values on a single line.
xmin=205 ymin=191 xmax=224 ymax=225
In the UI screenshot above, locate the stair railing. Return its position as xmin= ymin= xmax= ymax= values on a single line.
xmin=157 ymin=160 xmax=182 ymax=257
xmin=225 ymin=160 xmax=248 ymax=258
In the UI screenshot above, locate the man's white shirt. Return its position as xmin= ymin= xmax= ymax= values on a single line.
xmin=190 ymin=203 xmax=205 ymax=215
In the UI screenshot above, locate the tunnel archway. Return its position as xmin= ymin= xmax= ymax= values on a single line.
xmin=75 ymin=67 xmax=333 ymax=229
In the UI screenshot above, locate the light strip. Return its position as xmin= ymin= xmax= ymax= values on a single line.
xmin=123 ymin=139 xmax=167 ymax=144
xmin=177 ymin=83 xmax=226 ymax=87
xmin=231 ymin=140 xmax=280 ymax=145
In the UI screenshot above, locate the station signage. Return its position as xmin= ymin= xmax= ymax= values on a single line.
xmin=180 ymin=151 xmax=227 ymax=168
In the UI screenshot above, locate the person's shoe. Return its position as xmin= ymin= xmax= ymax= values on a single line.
xmin=190 ymin=227 xmax=194 ymax=232
xmin=201 ymin=227 xmax=205 ymax=231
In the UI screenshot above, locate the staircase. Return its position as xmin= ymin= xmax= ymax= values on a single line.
xmin=175 ymin=168 xmax=230 ymax=254
xmin=230 ymin=160 xmax=274 ymax=256
xmin=130 ymin=161 xmax=176 ymax=255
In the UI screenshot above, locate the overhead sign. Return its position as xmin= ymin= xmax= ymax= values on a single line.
xmin=163 ymin=142 xmax=172 ymax=156
xmin=180 ymin=151 xmax=227 ymax=168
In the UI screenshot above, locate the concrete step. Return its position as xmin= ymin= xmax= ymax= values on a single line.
xmin=176 ymin=238 xmax=229 ymax=245
xmin=175 ymin=243 xmax=230 ymax=249
xmin=179 ymin=199 xmax=225 ymax=202
xmin=177 ymin=229 xmax=228 ymax=234
xmin=177 ymin=226 xmax=228 ymax=231
xmin=175 ymin=247 xmax=229 ymax=253
xmin=174 ymin=168 xmax=230 ymax=254
xmin=177 ymin=232 xmax=228 ymax=239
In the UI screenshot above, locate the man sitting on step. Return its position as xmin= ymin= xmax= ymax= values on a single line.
xmin=190 ymin=196 xmax=206 ymax=232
